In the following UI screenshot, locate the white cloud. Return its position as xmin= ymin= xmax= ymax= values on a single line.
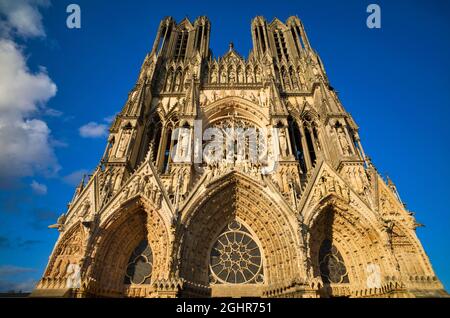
xmin=103 ymin=114 xmax=117 ymax=124
xmin=43 ymin=107 xmax=63 ymax=117
xmin=62 ymin=169 xmax=89 ymax=186
xmin=0 ymin=40 xmax=56 ymax=114
xmin=79 ymin=122 xmax=108 ymax=138
xmin=0 ymin=39 xmax=59 ymax=185
xmin=30 ymin=180 xmax=47 ymax=195
xmin=0 ymin=0 xmax=49 ymax=38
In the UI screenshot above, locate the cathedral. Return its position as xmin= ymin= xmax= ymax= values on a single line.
xmin=32 ymin=16 xmax=446 ymax=298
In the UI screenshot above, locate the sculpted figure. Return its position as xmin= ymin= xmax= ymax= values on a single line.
xmin=199 ymin=91 xmax=208 ymax=106
xmin=229 ymin=69 xmax=236 ymax=83
xmin=337 ymin=127 xmax=351 ymax=155
xmin=255 ymin=68 xmax=262 ymax=82
xmin=174 ymin=72 xmax=181 ymax=91
xmin=237 ymin=68 xmax=244 ymax=83
xmin=279 ymin=129 xmax=288 ymax=157
xmin=258 ymin=88 xmax=267 ymax=107
xmin=220 ymin=69 xmax=227 ymax=83
xmin=211 ymin=70 xmax=218 ymax=83
xmin=165 ymin=74 xmax=172 ymax=91
xmin=66 ymin=263 xmax=81 ymax=288
xmin=247 ymin=72 xmax=253 ymax=83
xmin=117 ymin=132 xmax=130 ymax=158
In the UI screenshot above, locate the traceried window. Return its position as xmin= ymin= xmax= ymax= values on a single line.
xmin=124 ymin=240 xmax=153 ymax=285
xmin=209 ymin=220 xmax=264 ymax=285
xmin=319 ymin=239 xmax=349 ymax=284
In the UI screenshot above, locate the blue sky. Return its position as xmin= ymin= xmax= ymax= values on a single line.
xmin=0 ymin=0 xmax=449 ymax=292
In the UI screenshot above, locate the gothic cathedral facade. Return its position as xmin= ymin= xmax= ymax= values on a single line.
xmin=33 ymin=16 xmax=446 ymax=298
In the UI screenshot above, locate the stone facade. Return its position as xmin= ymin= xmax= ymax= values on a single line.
xmin=32 ymin=16 xmax=446 ymax=298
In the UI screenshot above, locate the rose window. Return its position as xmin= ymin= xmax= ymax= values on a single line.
xmin=319 ymin=239 xmax=349 ymax=284
xmin=124 ymin=240 xmax=153 ymax=285
xmin=209 ymin=220 xmax=264 ymax=284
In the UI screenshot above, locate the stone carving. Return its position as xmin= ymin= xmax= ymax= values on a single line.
xmin=211 ymin=69 xmax=218 ymax=83
xmin=309 ymin=170 xmax=350 ymax=208
xmin=258 ymin=88 xmax=268 ymax=107
xmin=279 ymin=129 xmax=288 ymax=157
xmin=174 ymin=72 xmax=181 ymax=91
xmin=199 ymin=91 xmax=209 ymax=106
xmin=117 ymin=131 xmax=131 ymax=158
xmin=336 ymin=125 xmax=352 ymax=156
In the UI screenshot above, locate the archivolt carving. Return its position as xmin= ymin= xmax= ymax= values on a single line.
xmin=38 ymin=223 xmax=87 ymax=289
xmin=179 ymin=173 xmax=300 ymax=288
xmin=307 ymin=203 xmax=398 ymax=294
xmin=203 ymin=96 xmax=269 ymax=126
xmin=87 ymin=200 xmax=171 ymax=296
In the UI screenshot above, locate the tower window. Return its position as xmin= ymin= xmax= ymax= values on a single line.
xmin=196 ymin=25 xmax=203 ymax=51
xmin=288 ymin=117 xmax=306 ymax=173
xmin=304 ymin=126 xmax=316 ymax=165
xmin=175 ymin=30 xmax=188 ymax=61
xmin=162 ymin=129 xmax=172 ymax=173
xmin=291 ymin=28 xmax=301 ymax=55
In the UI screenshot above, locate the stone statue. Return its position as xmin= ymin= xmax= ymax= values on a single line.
xmin=220 ymin=70 xmax=227 ymax=83
xmin=337 ymin=127 xmax=351 ymax=155
xmin=229 ymin=69 xmax=236 ymax=83
xmin=211 ymin=70 xmax=218 ymax=83
xmin=199 ymin=92 xmax=208 ymax=106
xmin=255 ymin=68 xmax=262 ymax=82
xmin=174 ymin=73 xmax=181 ymax=91
xmin=117 ymin=132 xmax=131 ymax=158
xmin=279 ymin=129 xmax=288 ymax=157
xmin=66 ymin=263 xmax=81 ymax=288
xmin=247 ymin=72 xmax=253 ymax=83
xmin=237 ymin=69 xmax=244 ymax=83
xmin=258 ymin=88 xmax=267 ymax=107
xmin=165 ymin=74 xmax=172 ymax=91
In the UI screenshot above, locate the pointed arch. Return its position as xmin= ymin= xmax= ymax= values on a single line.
xmin=307 ymin=197 xmax=399 ymax=297
xmin=179 ymin=172 xmax=301 ymax=297
xmin=88 ymin=199 xmax=171 ymax=297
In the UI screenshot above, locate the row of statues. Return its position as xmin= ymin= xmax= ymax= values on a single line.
xmin=209 ymin=65 xmax=263 ymax=84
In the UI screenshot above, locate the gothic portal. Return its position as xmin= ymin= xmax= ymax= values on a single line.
xmin=32 ymin=16 xmax=446 ymax=298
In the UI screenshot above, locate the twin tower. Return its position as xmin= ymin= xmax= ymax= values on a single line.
xmin=33 ymin=16 xmax=446 ymax=298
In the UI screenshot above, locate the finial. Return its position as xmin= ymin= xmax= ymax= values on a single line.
xmin=386 ymin=175 xmax=394 ymax=186
xmin=229 ymin=42 xmax=234 ymax=50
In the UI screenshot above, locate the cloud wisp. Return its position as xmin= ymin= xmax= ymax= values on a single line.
xmin=30 ymin=180 xmax=47 ymax=195
xmin=79 ymin=121 xmax=109 ymax=138
xmin=62 ymin=169 xmax=89 ymax=186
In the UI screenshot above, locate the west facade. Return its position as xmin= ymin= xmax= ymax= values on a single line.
xmin=32 ymin=16 xmax=446 ymax=298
